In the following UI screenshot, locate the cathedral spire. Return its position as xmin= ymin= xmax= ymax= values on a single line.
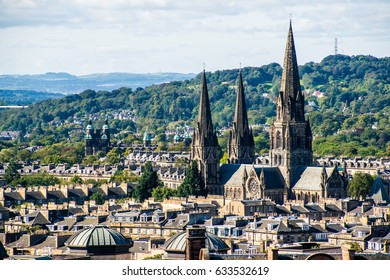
xmin=197 ymin=70 xmax=214 ymax=141
xmin=280 ymin=21 xmax=303 ymax=121
xmin=191 ymin=70 xmax=220 ymax=194
xmin=227 ymin=70 xmax=255 ymax=164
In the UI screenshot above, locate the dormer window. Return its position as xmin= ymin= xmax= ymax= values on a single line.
xmin=301 ymin=224 xmax=310 ymax=231
xmin=357 ymin=231 xmax=366 ymax=237
xmin=267 ymin=223 xmax=278 ymax=231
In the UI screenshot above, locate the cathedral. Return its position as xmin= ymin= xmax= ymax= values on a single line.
xmin=191 ymin=22 xmax=348 ymax=204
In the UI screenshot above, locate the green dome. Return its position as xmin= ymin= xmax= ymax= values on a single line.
xmin=65 ymin=226 xmax=130 ymax=248
xmin=86 ymin=124 xmax=94 ymax=130
xmin=163 ymin=231 xmax=229 ymax=253
xmin=101 ymin=134 xmax=108 ymax=139
xmin=102 ymin=124 xmax=109 ymax=130
xmin=85 ymin=134 xmax=92 ymax=139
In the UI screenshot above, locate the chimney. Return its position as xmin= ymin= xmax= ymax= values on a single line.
xmin=267 ymin=245 xmax=279 ymax=260
xmin=341 ymin=244 xmax=356 ymax=260
xmin=186 ymin=226 xmax=206 ymax=260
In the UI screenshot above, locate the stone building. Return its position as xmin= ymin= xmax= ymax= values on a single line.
xmin=189 ymin=21 xmax=348 ymax=204
xmin=85 ymin=119 xmax=110 ymax=156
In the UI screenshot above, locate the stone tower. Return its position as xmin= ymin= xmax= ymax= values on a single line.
xmin=269 ymin=22 xmax=313 ymax=198
xmin=85 ymin=119 xmax=110 ymax=156
xmin=227 ymin=71 xmax=255 ymax=164
xmin=191 ymin=70 xmax=221 ymax=195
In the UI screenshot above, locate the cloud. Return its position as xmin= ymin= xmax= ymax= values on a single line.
xmin=0 ymin=0 xmax=388 ymax=74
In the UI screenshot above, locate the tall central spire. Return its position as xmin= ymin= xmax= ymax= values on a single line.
xmin=280 ymin=21 xmax=301 ymax=102
xmin=270 ymin=21 xmax=313 ymax=200
xmin=278 ymin=21 xmax=305 ymax=122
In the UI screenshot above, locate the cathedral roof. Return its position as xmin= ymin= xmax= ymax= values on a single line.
xmin=292 ymin=166 xmax=334 ymax=191
xmin=219 ymin=164 xmax=285 ymax=189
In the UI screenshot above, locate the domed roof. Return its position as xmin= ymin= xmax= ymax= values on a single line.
xmin=163 ymin=231 xmax=229 ymax=253
xmin=101 ymin=134 xmax=108 ymax=139
xmin=85 ymin=134 xmax=92 ymax=139
xmin=65 ymin=226 xmax=130 ymax=248
xmin=86 ymin=124 xmax=94 ymax=130
xmin=102 ymin=124 xmax=109 ymax=130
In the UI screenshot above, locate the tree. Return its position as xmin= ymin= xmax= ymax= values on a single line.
xmin=70 ymin=175 xmax=83 ymax=185
xmin=133 ymin=162 xmax=162 ymax=202
xmin=177 ymin=161 xmax=206 ymax=197
xmin=90 ymin=192 xmax=105 ymax=205
xmin=151 ymin=186 xmax=176 ymax=202
xmin=105 ymin=148 xmax=121 ymax=165
xmin=348 ymin=172 xmax=374 ymax=199
xmin=4 ymin=162 xmax=21 ymax=186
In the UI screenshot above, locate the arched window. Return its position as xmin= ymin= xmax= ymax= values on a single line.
xmin=276 ymin=131 xmax=281 ymax=148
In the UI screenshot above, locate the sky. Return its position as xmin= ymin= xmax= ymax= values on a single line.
xmin=0 ymin=0 xmax=389 ymax=75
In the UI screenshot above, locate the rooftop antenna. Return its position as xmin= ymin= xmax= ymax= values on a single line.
xmin=334 ymin=38 xmax=338 ymax=55
xmin=239 ymin=62 xmax=242 ymax=71
xmin=203 ymin=62 xmax=205 ymax=71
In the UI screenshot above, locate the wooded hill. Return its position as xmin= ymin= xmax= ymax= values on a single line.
xmin=0 ymin=54 xmax=389 ymax=158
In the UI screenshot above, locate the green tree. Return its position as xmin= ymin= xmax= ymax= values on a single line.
xmin=348 ymin=172 xmax=374 ymax=199
xmin=90 ymin=192 xmax=105 ymax=205
xmin=105 ymin=147 xmax=121 ymax=165
xmin=4 ymin=162 xmax=21 ymax=186
xmin=70 ymin=175 xmax=83 ymax=185
xmin=133 ymin=162 xmax=162 ymax=202
xmin=151 ymin=186 xmax=176 ymax=202
xmin=177 ymin=161 xmax=206 ymax=197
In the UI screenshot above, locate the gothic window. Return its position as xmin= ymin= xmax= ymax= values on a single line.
xmin=276 ymin=131 xmax=281 ymax=148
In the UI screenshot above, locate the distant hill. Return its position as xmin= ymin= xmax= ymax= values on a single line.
xmin=0 ymin=72 xmax=196 ymax=95
xmin=0 ymin=89 xmax=64 ymax=106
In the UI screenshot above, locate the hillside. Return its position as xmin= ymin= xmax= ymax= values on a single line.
xmin=0 ymin=55 xmax=389 ymax=160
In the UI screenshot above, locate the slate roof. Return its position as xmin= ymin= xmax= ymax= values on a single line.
xmin=241 ymin=200 xmax=276 ymax=206
xmin=304 ymin=204 xmax=326 ymax=213
xmin=219 ymin=164 xmax=285 ymax=189
xmin=4 ymin=192 xmax=24 ymax=201
xmin=369 ymin=177 xmax=390 ymax=204
xmin=26 ymin=191 xmax=45 ymax=200
xmin=293 ymin=167 xmax=333 ymax=191
xmin=290 ymin=205 xmax=310 ymax=214
xmin=25 ymin=211 xmax=50 ymax=225
xmin=47 ymin=190 xmax=66 ymax=199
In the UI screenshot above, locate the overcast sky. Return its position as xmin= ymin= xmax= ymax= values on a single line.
xmin=0 ymin=0 xmax=389 ymax=75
